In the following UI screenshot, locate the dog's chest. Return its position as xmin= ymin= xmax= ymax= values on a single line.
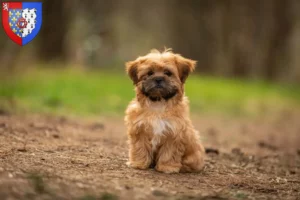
xmin=150 ymin=118 xmax=171 ymax=152
xmin=137 ymin=116 xmax=174 ymax=152
xmin=150 ymin=118 xmax=171 ymax=135
xmin=132 ymin=102 xmax=178 ymax=152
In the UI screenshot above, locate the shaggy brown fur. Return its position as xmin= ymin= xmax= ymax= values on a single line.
xmin=124 ymin=49 xmax=205 ymax=173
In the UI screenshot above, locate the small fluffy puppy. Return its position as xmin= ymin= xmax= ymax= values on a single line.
xmin=124 ymin=49 xmax=205 ymax=173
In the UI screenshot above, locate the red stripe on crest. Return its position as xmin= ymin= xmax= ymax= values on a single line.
xmin=2 ymin=2 xmax=22 ymax=46
xmin=7 ymin=2 xmax=22 ymax=9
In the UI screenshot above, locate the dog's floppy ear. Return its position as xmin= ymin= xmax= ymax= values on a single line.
xmin=175 ymin=54 xmax=197 ymax=83
xmin=126 ymin=59 xmax=140 ymax=84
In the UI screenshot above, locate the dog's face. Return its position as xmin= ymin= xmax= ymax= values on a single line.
xmin=126 ymin=49 xmax=196 ymax=102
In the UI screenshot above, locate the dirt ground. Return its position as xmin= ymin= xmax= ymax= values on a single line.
xmin=0 ymin=112 xmax=300 ymax=200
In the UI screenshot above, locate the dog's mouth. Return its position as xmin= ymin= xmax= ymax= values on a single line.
xmin=142 ymin=85 xmax=178 ymax=102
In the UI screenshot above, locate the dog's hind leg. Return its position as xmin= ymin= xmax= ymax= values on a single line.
xmin=180 ymin=146 xmax=205 ymax=173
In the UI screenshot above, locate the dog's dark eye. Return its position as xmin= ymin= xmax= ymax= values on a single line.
xmin=147 ymin=71 xmax=154 ymax=76
xmin=164 ymin=70 xmax=172 ymax=76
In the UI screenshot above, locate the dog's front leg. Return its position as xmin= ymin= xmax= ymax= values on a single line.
xmin=155 ymin=137 xmax=184 ymax=173
xmin=127 ymin=130 xmax=152 ymax=170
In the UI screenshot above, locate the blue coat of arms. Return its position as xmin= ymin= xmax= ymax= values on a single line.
xmin=2 ymin=2 xmax=42 ymax=46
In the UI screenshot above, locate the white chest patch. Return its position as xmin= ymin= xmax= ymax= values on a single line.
xmin=151 ymin=118 xmax=171 ymax=135
xmin=150 ymin=118 xmax=173 ymax=152
xmin=151 ymin=134 xmax=160 ymax=153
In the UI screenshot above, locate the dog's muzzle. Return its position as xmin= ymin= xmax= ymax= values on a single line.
xmin=142 ymin=76 xmax=178 ymax=101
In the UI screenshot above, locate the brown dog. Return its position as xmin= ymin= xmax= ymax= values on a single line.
xmin=124 ymin=49 xmax=205 ymax=173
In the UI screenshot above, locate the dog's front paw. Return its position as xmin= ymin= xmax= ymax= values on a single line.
xmin=155 ymin=164 xmax=181 ymax=174
xmin=126 ymin=161 xmax=150 ymax=170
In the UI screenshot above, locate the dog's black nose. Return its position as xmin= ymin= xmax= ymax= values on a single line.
xmin=154 ymin=77 xmax=164 ymax=84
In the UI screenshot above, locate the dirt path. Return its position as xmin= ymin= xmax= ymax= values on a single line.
xmin=0 ymin=113 xmax=299 ymax=200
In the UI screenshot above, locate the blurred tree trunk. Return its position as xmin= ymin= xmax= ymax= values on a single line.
xmin=37 ymin=0 xmax=72 ymax=63
xmin=264 ymin=0 xmax=293 ymax=81
xmin=288 ymin=0 xmax=300 ymax=82
xmin=169 ymin=0 xmax=215 ymax=73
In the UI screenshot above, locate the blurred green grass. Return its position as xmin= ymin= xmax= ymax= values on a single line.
xmin=0 ymin=67 xmax=299 ymax=117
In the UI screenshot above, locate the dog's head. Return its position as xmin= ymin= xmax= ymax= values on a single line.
xmin=126 ymin=49 xmax=196 ymax=102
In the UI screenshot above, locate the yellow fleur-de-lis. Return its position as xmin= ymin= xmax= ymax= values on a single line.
xmin=12 ymin=28 xmax=17 ymax=33
xmin=11 ymin=17 xmax=17 ymax=22
xmin=9 ymin=11 xmax=12 ymax=16
xmin=16 ymin=11 xmax=21 ymax=17
xmin=9 ymin=22 xmax=13 ymax=27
